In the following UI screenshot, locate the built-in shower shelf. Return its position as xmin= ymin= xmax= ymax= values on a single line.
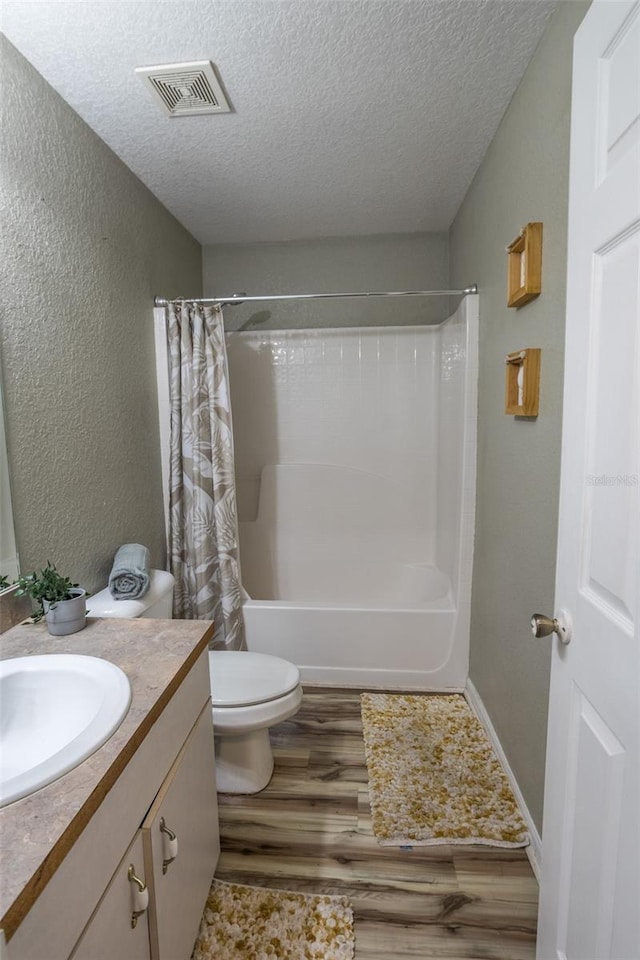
xmin=505 ymin=348 xmax=541 ymax=417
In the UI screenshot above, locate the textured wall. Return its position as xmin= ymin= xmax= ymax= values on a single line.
xmin=204 ymin=233 xmax=450 ymax=327
xmin=449 ymin=1 xmax=590 ymax=831
xmin=0 ymin=38 xmax=202 ymax=593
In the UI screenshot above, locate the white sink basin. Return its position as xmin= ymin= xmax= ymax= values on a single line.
xmin=0 ymin=654 xmax=131 ymax=807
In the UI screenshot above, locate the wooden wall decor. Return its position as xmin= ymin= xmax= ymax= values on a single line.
xmin=506 ymin=222 xmax=543 ymax=307
xmin=505 ymin=348 xmax=541 ymax=417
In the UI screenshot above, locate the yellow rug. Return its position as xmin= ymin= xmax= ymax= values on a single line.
xmin=192 ymin=879 xmax=355 ymax=960
xmin=361 ymin=693 xmax=529 ymax=847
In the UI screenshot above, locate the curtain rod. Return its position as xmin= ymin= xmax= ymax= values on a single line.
xmin=154 ymin=285 xmax=477 ymax=308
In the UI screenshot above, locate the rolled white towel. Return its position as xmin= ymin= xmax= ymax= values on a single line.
xmin=108 ymin=543 xmax=151 ymax=600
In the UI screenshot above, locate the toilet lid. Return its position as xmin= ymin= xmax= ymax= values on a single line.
xmin=209 ymin=651 xmax=300 ymax=707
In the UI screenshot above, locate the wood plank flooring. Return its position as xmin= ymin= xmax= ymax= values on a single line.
xmin=215 ymin=688 xmax=539 ymax=959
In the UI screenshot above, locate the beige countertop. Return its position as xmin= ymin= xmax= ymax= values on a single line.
xmin=0 ymin=616 xmax=214 ymax=941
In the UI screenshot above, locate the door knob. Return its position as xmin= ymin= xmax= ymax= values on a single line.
xmin=530 ymin=609 xmax=572 ymax=644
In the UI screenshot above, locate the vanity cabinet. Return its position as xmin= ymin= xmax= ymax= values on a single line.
xmin=3 ymin=637 xmax=220 ymax=960
xmin=69 ymin=703 xmax=218 ymax=960
xmin=68 ymin=833 xmax=151 ymax=960
xmin=142 ymin=703 xmax=218 ymax=960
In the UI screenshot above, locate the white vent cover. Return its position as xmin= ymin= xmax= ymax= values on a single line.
xmin=135 ymin=60 xmax=231 ymax=117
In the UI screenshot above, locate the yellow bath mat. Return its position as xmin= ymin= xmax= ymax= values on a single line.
xmin=192 ymin=878 xmax=355 ymax=960
xmin=361 ymin=693 xmax=529 ymax=847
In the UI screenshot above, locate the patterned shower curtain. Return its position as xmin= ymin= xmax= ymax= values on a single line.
xmin=166 ymin=301 xmax=245 ymax=650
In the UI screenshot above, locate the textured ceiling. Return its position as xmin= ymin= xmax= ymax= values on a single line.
xmin=1 ymin=1 xmax=557 ymax=244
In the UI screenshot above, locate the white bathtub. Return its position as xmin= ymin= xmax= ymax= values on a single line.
xmin=240 ymin=463 xmax=468 ymax=689
xmin=243 ymin=591 xmax=465 ymax=690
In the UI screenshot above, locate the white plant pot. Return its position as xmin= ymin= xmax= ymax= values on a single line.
xmin=43 ymin=589 xmax=87 ymax=637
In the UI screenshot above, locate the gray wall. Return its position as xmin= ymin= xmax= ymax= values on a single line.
xmin=0 ymin=38 xmax=202 ymax=593
xmin=204 ymin=232 xmax=449 ymax=328
xmin=449 ymin=0 xmax=589 ymax=830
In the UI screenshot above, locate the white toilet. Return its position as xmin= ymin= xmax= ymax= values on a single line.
xmin=88 ymin=570 xmax=303 ymax=795
xmin=209 ymin=650 xmax=302 ymax=794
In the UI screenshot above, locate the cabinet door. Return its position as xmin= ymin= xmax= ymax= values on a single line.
xmin=69 ymin=832 xmax=151 ymax=960
xmin=142 ymin=702 xmax=219 ymax=960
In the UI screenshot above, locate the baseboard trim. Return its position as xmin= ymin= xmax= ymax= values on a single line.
xmin=464 ymin=679 xmax=542 ymax=882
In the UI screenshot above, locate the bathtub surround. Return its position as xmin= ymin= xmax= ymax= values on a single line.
xmin=437 ymin=301 xmax=478 ymax=607
xmin=224 ymin=296 xmax=478 ymax=688
xmin=204 ymin=232 xmax=449 ymax=329
xmin=166 ymin=303 xmax=244 ymax=649
xmin=449 ymin=1 xmax=591 ymax=832
xmin=227 ymin=324 xmax=440 ymax=531
xmin=0 ymin=38 xmax=202 ymax=594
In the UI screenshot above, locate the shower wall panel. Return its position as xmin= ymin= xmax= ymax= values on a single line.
xmin=436 ymin=298 xmax=479 ymax=595
xmin=226 ymin=325 xmax=440 ymax=557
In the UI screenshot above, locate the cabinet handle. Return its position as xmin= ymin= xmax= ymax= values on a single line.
xmin=160 ymin=817 xmax=179 ymax=875
xmin=128 ymin=864 xmax=149 ymax=928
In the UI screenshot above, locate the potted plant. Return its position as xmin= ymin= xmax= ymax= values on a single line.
xmin=15 ymin=562 xmax=87 ymax=636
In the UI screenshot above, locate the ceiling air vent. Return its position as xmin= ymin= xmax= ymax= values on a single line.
xmin=135 ymin=60 xmax=231 ymax=117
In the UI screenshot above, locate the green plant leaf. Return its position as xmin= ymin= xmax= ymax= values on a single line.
xmin=15 ymin=562 xmax=80 ymax=619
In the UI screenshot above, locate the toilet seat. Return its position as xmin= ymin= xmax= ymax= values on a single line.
xmin=212 ymin=684 xmax=303 ymax=737
xmin=209 ymin=651 xmax=300 ymax=707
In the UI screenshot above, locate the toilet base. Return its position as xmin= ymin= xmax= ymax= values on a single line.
xmin=214 ymin=728 xmax=275 ymax=794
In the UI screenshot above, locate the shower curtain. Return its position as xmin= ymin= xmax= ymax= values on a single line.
xmin=166 ymin=301 xmax=245 ymax=650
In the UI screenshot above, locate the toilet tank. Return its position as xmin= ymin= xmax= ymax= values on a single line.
xmin=86 ymin=569 xmax=175 ymax=619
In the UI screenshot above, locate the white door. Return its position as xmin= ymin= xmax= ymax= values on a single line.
xmin=536 ymin=3 xmax=639 ymax=959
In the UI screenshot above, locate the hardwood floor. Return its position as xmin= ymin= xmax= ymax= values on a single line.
xmin=215 ymin=688 xmax=539 ymax=959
